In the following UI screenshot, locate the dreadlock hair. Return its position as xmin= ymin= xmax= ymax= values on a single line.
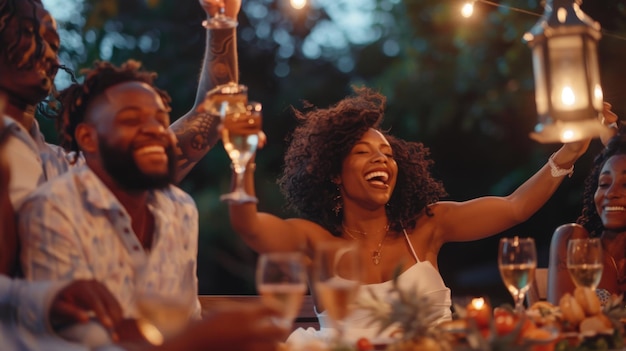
xmin=0 ymin=0 xmax=44 ymax=65
xmin=56 ymin=60 xmax=172 ymax=162
xmin=277 ymin=86 xmax=447 ymax=237
xmin=578 ymin=123 xmax=626 ymax=237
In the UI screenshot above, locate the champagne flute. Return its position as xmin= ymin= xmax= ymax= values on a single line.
xmin=567 ymin=238 xmax=603 ymax=289
xmin=204 ymin=83 xmax=260 ymax=204
xmin=202 ymin=1 xmax=238 ymax=29
xmin=313 ymin=241 xmax=361 ymax=345
xmin=498 ymin=236 xmax=537 ymax=313
xmin=256 ymin=252 xmax=308 ymax=328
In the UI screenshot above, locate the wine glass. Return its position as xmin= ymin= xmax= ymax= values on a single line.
xmin=134 ymin=264 xmax=197 ymax=341
xmin=202 ymin=2 xmax=238 ymax=29
xmin=313 ymin=241 xmax=361 ymax=345
xmin=498 ymin=236 xmax=537 ymax=313
xmin=256 ymin=252 xmax=308 ymax=328
xmin=204 ymin=83 xmax=261 ymax=204
xmin=567 ymin=238 xmax=603 ymax=289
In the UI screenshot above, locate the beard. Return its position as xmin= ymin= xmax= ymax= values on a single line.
xmin=98 ymin=138 xmax=177 ymax=191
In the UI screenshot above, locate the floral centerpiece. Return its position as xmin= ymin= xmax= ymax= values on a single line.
xmin=358 ymin=275 xmax=626 ymax=351
xmin=281 ymin=276 xmax=626 ymax=351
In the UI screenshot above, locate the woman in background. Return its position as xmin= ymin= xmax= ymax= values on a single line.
xmin=549 ymin=123 xmax=626 ymax=306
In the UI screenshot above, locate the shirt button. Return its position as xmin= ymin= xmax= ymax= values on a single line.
xmin=133 ymin=245 xmax=140 ymax=251
xmin=124 ymin=228 xmax=131 ymax=234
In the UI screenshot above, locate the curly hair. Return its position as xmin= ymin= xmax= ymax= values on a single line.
xmin=277 ymin=87 xmax=447 ymax=237
xmin=578 ymin=124 xmax=626 ymax=237
xmin=56 ymin=60 xmax=172 ymax=160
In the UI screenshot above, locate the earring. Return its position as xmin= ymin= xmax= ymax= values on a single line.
xmin=333 ymin=194 xmax=342 ymax=216
xmin=332 ymin=183 xmax=342 ymax=216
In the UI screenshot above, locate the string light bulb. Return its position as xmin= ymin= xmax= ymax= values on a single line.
xmin=290 ymin=0 xmax=306 ymax=10
xmin=461 ymin=1 xmax=475 ymax=18
xmin=523 ymin=0 xmax=608 ymax=143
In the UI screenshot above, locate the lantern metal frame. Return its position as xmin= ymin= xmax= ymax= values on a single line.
xmin=523 ymin=0 xmax=608 ymax=143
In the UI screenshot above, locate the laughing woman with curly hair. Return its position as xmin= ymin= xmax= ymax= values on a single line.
xmin=227 ymin=86 xmax=593 ymax=342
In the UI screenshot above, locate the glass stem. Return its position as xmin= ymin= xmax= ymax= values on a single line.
xmin=334 ymin=320 xmax=346 ymax=346
xmin=515 ymin=292 xmax=525 ymax=313
xmin=233 ymin=165 xmax=246 ymax=192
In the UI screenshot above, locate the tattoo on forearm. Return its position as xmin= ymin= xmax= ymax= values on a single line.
xmin=209 ymin=29 xmax=238 ymax=85
xmin=175 ymin=112 xmax=220 ymax=164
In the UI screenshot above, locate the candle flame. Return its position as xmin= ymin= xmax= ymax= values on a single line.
xmin=471 ymin=297 xmax=485 ymax=309
xmin=561 ymin=86 xmax=576 ymax=106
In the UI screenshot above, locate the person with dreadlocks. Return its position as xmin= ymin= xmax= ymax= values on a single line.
xmin=548 ymin=122 xmax=626 ymax=306
xmin=0 ymin=0 xmax=239 ymax=223
xmin=224 ymin=86 xmax=615 ymax=343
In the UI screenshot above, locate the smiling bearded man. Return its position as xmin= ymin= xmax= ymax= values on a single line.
xmin=18 ymin=61 xmax=200 ymax=348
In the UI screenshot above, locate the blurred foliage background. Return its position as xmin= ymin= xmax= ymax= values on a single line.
xmin=40 ymin=0 xmax=626 ymax=305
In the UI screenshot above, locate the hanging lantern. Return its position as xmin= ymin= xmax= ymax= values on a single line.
xmin=523 ymin=0 xmax=607 ymax=143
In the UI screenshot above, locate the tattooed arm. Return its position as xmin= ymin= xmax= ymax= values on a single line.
xmin=170 ymin=0 xmax=241 ymax=183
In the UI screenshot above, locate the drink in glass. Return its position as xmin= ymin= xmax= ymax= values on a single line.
xmin=498 ymin=236 xmax=537 ymax=312
xmin=314 ymin=276 xmax=359 ymax=323
xmin=256 ymin=252 xmax=307 ymax=328
xmin=204 ymin=83 xmax=260 ymax=203
xmin=567 ymin=238 xmax=603 ymax=289
xmin=134 ymin=262 xmax=197 ymax=341
xmin=136 ymin=295 xmax=195 ymax=339
xmin=313 ymin=241 xmax=361 ymax=344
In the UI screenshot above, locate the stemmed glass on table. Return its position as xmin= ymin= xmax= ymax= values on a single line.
xmin=204 ymin=83 xmax=261 ymax=204
xmin=256 ymin=252 xmax=308 ymax=329
xmin=313 ymin=241 xmax=361 ymax=345
xmin=567 ymin=238 xmax=603 ymax=290
xmin=498 ymin=237 xmax=537 ymax=313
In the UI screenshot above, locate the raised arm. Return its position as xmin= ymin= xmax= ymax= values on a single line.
xmin=227 ymin=160 xmax=319 ymax=255
xmin=436 ymin=142 xmax=589 ymax=243
xmin=170 ymin=0 xmax=241 ymax=182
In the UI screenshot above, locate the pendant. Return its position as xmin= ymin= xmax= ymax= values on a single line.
xmin=372 ymin=251 xmax=381 ymax=265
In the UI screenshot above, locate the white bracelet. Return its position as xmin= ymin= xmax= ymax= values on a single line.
xmin=548 ymin=153 xmax=574 ymax=178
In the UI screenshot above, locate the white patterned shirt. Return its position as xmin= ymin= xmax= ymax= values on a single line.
xmin=18 ymin=165 xmax=200 ymax=318
xmin=2 ymin=115 xmax=79 ymax=209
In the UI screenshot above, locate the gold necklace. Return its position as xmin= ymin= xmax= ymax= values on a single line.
xmin=342 ymin=224 xmax=390 ymax=265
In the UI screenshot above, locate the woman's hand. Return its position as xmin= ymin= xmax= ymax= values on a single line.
xmin=560 ymin=102 xmax=620 ymax=158
xmin=199 ymin=0 xmax=242 ymax=18
xmin=600 ymin=102 xmax=619 ymax=146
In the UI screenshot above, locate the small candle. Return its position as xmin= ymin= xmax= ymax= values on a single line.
xmin=467 ymin=297 xmax=491 ymax=329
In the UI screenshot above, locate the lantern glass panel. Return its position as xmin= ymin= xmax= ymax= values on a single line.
xmin=585 ymin=38 xmax=603 ymax=110
xmin=548 ymin=35 xmax=588 ymax=111
xmin=532 ymin=45 xmax=548 ymax=115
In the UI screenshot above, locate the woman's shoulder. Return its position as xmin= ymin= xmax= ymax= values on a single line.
xmin=551 ymin=223 xmax=590 ymax=246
